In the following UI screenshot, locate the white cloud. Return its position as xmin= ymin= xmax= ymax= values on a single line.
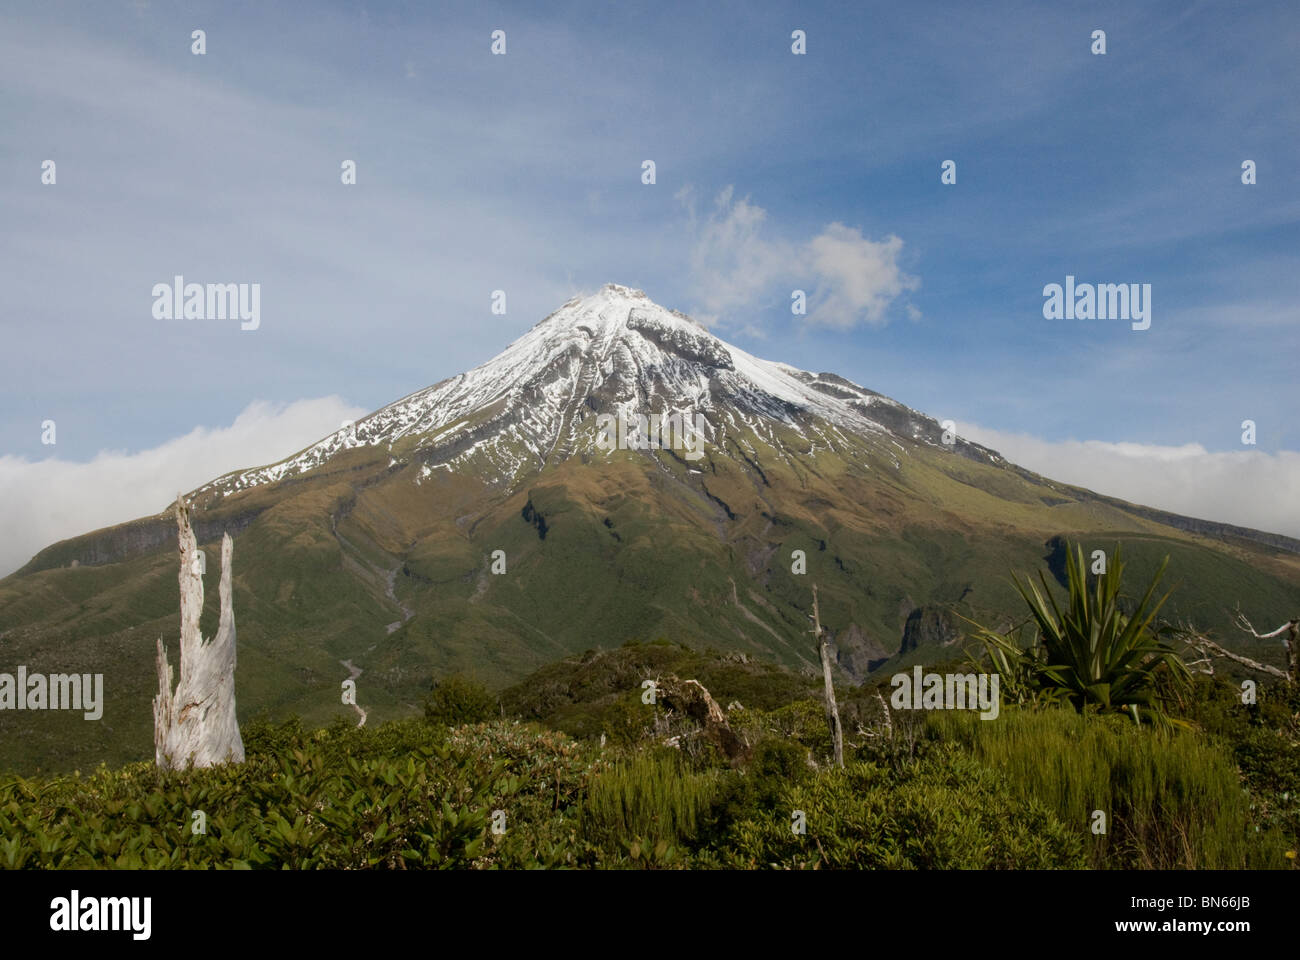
xmin=686 ymin=186 xmax=795 ymax=326
xmin=684 ymin=187 xmax=918 ymax=331
xmin=956 ymin=422 xmax=1300 ymax=540
xmin=0 ymin=397 xmax=366 ymax=578
xmin=804 ymin=224 xmax=920 ymax=329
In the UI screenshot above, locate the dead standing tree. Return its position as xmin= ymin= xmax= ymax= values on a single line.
xmin=153 ymin=494 xmax=245 ymax=770
xmin=812 ymin=584 xmax=844 ymax=768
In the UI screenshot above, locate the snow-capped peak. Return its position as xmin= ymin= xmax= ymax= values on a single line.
xmin=195 ymin=285 xmax=960 ymax=498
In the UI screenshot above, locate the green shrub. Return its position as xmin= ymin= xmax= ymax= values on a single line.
xmin=3 ymin=683 xmax=1288 ymax=870
xmin=731 ymin=698 xmax=830 ymax=758
xmin=424 ymin=674 xmax=498 ymax=726
xmin=748 ymin=738 xmax=811 ymax=805
xmin=1180 ymin=676 xmax=1300 ymax=860
xmin=0 ymin=718 xmax=588 ymax=869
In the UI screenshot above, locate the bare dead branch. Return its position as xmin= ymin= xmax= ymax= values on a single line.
xmin=1180 ymin=621 xmax=1289 ymax=681
xmin=1233 ymin=608 xmax=1298 ymax=642
xmin=812 ymin=584 xmax=844 ymax=768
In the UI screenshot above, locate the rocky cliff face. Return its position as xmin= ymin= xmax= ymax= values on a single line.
xmin=900 ymin=606 xmax=964 ymax=655
xmin=827 ymin=622 xmax=894 ymax=680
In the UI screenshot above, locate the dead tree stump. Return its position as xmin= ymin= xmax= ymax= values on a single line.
xmin=153 ymin=495 xmax=245 ymax=770
xmin=656 ymin=675 xmax=749 ymax=763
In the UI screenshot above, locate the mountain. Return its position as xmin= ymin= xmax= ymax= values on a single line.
xmin=3 ymin=284 xmax=1299 ymax=773
xmin=195 ymin=283 xmax=1007 ymax=495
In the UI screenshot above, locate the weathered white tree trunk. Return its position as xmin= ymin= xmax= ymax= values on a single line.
xmin=812 ymin=584 xmax=844 ymax=768
xmin=153 ymin=495 xmax=244 ymax=770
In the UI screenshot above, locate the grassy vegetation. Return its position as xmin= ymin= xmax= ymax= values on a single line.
xmin=930 ymin=708 xmax=1283 ymax=868
xmin=2 ymin=530 xmax=1296 ymax=869
xmin=704 ymin=743 xmax=1088 ymax=869
xmin=579 ymin=750 xmax=720 ymax=861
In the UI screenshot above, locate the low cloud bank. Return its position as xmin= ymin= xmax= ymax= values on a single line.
xmin=957 ymin=422 xmax=1300 ymax=540
xmin=0 ymin=396 xmax=366 ymax=577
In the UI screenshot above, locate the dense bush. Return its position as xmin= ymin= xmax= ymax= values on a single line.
xmin=424 ymin=674 xmax=499 ymax=726
xmin=2 ymin=651 xmax=1292 ymax=870
xmin=499 ymin=640 xmax=818 ymax=743
xmin=0 ymin=718 xmax=580 ymax=869
xmin=1179 ymin=675 xmax=1300 ymax=860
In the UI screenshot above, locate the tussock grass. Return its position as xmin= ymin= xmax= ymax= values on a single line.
xmin=579 ymin=750 xmax=719 ymax=858
xmin=931 ymin=708 xmax=1286 ymax=869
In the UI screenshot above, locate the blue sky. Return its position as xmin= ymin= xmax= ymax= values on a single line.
xmin=1 ymin=0 xmax=1298 ymax=572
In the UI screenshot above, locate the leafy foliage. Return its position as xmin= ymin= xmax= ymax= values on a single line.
xmin=0 ymin=718 xmax=573 ymax=869
xmin=967 ymin=542 xmax=1191 ymax=724
xmin=1178 ymin=675 xmax=1300 ymax=862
